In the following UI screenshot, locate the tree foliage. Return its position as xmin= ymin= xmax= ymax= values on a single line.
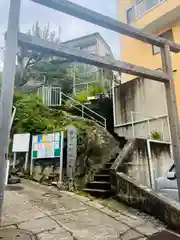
xmin=27 ymin=21 xmax=61 ymax=44
xmin=13 ymin=93 xmax=59 ymax=135
xmin=17 ymin=21 xmax=71 ymax=89
xmin=12 ymin=93 xmax=91 ymax=144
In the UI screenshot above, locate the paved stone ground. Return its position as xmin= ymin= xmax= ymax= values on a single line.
xmin=2 ymin=180 xmax=166 ymax=240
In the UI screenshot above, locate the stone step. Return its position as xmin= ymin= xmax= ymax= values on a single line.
xmin=8 ymin=177 xmax=21 ymax=184
xmin=105 ymin=162 xmax=113 ymax=168
xmin=94 ymin=174 xmax=111 ymax=182
xmin=99 ymin=168 xmax=111 ymax=174
xmin=87 ymin=181 xmax=111 ymax=190
xmin=83 ymin=188 xmax=111 ymax=198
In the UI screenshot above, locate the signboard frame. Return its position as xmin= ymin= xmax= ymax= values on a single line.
xmin=30 ymin=131 xmax=64 ymax=183
xmin=12 ymin=133 xmax=30 ymax=171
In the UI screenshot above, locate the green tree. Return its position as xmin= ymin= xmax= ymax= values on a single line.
xmin=16 ymin=21 xmax=64 ymax=88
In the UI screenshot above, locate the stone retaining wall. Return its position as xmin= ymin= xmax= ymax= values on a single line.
xmin=115 ymin=172 xmax=180 ymax=231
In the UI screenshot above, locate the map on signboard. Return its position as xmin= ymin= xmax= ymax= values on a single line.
xmin=32 ymin=133 xmax=61 ymax=159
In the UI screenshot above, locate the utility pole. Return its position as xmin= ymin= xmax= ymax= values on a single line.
xmin=0 ymin=0 xmax=21 ymax=223
xmin=161 ymin=45 xmax=180 ymax=200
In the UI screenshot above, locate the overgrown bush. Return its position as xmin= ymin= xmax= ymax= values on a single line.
xmin=151 ymin=131 xmax=162 ymax=140
xmin=65 ymin=85 xmax=104 ymax=106
xmin=12 ymin=93 xmax=93 ymax=153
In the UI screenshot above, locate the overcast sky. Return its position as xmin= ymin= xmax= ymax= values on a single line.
xmin=0 ymin=0 xmax=120 ymax=70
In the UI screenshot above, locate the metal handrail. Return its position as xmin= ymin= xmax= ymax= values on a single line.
xmin=37 ymin=86 xmax=107 ymax=129
xmin=61 ymin=97 xmax=105 ymax=127
xmin=75 ymin=81 xmax=98 ymax=87
xmin=61 ymin=92 xmax=107 ymax=129
xmin=10 ymin=106 xmax=16 ymax=130
xmin=130 ymin=111 xmax=170 ymax=141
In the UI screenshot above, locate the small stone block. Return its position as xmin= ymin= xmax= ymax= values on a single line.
xmin=135 ymin=222 xmax=159 ymax=236
xmin=121 ymin=229 xmax=143 ymax=240
xmin=11 ymin=168 xmax=19 ymax=175
xmin=33 ymin=173 xmax=43 ymax=182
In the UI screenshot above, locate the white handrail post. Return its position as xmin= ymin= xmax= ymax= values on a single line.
xmin=147 ymin=119 xmax=151 ymax=138
xmin=167 ymin=116 xmax=172 ymax=143
xmin=112 ymin=76 xmax=116 ymax=126
xmin=105 ymin=119 xmax=107 ymax=129
xmin=131 ymin=111 xmax=135 ymax=138
xmin=167 ymin=116 xmax=173 ymax=158
xmin=82 ymin=105 xmax=84 ymax=118
xmin=161 ymin=119 xmax=164 ymax=140
xmin=147 ymin=139 xmax=155 ymax=189
xmin=10 ymin=106 xmax=16 ymax=131
xmin=42 ymin=85 xmax=45 ymax=104
xmin=60 ymin=88 xmax=62 ymax=106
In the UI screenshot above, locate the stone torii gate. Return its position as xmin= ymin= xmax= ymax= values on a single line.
xmin=1 ymin=0 xmax=180 ymax=222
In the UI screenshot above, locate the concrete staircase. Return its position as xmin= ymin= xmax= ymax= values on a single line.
xmin=83 ymin=136 xmax=127 ymax=198
xmin=83 ymin=157 xmax=117 ymax=198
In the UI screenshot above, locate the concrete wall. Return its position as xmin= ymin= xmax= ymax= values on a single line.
xmin=111 ymin=138 xmax=172 ymax=188
xmin=150 ymin=141 xmax=173 ymax=180
xmin=115 ymin=172 xmax=180 ymax=231
xmin=114 ymin=78 xmax=170 ymax=141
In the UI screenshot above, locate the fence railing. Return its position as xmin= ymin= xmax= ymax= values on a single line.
xmin=131 ymin=111 xmax=170 ymax=142
xmin=37 ymin=86 xmax=106 ymax=129
xmin=74 ymin=81 xmax=99 ymax=95
xmin=37 ymin=85 xmax=62 ymax=107
xmin=61 ymin=92 xmax=107 ymax=129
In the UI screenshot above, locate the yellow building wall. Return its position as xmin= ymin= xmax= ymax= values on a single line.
xmin=118 ymin=0 xmax=180 ymax=115
xmin=118 ymin=0 xmax=180 ymax=29
xmin=172 ymin=25 xmax=180 ymax=115
xmin=130 ymin=1 xmax=180 ymax=30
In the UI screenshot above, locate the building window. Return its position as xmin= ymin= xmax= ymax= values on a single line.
xmin=80 ymin=44 xmax=96 ymax=54
xmin=127 ymin=8 xmax=135 ymax=24
xmin=152 ymin=45 xmax=161 ymax=55
xmin=127 ymin=0 xmax=165 ymax=24
xmin=152 ymin=29 xmax=174 ymax=55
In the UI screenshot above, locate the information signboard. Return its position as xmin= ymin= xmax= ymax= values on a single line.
xmin=32 ymin=132 xmax=61 ymax=159
xmin=31 ymin=132 xmax=64 ymax=182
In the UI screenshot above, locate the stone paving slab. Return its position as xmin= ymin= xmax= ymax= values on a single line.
xmin=2 ymin=191 xmax=45 ymax=226
xmin=53 ymin=209 xmax=135 ymax=240
xmin=18 ymin=217 xmax=61 ymax=234
xmin=13 ymin=183 xmax=89 ymax=215
xmin=38 ymin=230 xmax=72 ymax=240
xmin=2 ymin=180 xmax=167 ymax=240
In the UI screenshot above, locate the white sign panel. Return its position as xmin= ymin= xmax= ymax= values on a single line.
xmin=12 ymin=133 xmax=30 ymax=152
